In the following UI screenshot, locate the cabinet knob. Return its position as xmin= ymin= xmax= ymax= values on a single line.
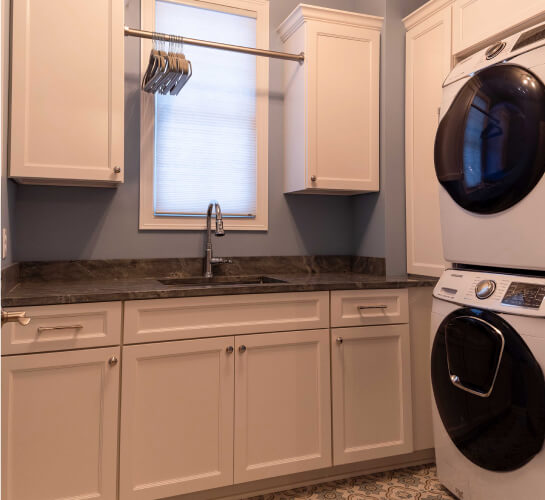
xmin=113 ymin=166 xmax=121 ymax=174
xmin=310 ymin=175 xmax=317 ymax=182
xmin=108 ymin=356 xmax=118 ymax=366
xmin=239 ymin=345 xmax=247 ymax=353
xmin=226 ymin=346 xmax=234 ymax=354
xmin=336 ymin=337 xmax=343 ymax=345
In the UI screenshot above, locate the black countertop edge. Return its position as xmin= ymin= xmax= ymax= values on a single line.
xmin=1 ymin=273 xmax=438 ymax=308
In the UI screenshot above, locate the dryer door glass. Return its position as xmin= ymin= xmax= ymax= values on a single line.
xmin=431 ymin=307 xmax=545 ymax=471
xmin=435 ymin=64 xmax=545 ymax=214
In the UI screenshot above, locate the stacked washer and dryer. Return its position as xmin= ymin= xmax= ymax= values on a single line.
xmin=431 ymin=22 xmax=545 ymax=500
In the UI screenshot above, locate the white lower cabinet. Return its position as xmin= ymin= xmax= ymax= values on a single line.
xmin=119 ymin=329 xmax=332 ymax=498
xmin=119 ymin=337 xmax=235 ymax=500
xmin=1 ymin=346 xmax=120 ymax=500
xmin=234 ymin=329 xmax=332 ymax=483
xmin=2 ymin=290 xmax=427 ymax=500
xmin=331 ymin=325 xmax=413 ymax=465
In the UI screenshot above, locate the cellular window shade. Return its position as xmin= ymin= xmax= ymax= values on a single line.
xmin=153 ymin=1 xmax=258 ymax=217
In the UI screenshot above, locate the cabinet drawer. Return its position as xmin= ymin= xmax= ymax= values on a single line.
xmin=331 ymin=289 xmax=409 ymax=327
xmin=2 ymin=302 xmax=122 ymax=355
xmin=124 ymin=292 xmax=329 ymax=344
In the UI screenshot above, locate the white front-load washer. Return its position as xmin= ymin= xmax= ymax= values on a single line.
xmin=431 ymin=269 xmax=545 ymax=500
xmin=435 ymin=22 xmax=545 ymax=271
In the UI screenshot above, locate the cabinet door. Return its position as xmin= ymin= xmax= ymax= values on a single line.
xmin=119 ymin=337 xmax=235 ymax=500
xmin=10 ymin=0 xmax=124 ymax=185
xmin=331 ymin=325 xmax=413 ymax=465
xmin=234 ymin=329 xmax=331 ymax=483
xmin=307 ymin=21 xmax=380 ymax=192
xmin=453 ymin=0 xmax=545 ymax=55
xmin=405 ymin=7 xmax=451 ymax=277
xmin=2 ymin=347 xmax=120 ymax=500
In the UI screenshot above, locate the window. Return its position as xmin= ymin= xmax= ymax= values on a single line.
xmin=140 ymin=0 xmax=269 ymax=230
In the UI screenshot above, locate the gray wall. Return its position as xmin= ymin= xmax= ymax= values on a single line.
xmin=353 ymin=0 xmax=427 ymax=276
xmin=10 ymin=0 xmax=388 ymax=262
xmin=5 ymin=0 xmax=427 ymax=274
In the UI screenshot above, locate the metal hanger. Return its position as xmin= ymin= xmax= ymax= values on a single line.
xmin=169 ymin=38 xmax=192 ymax=95
xmin=141 ymin=35 xmax=192 ymax=95
xmin=141 ymin=45 xmax=160 ymax=91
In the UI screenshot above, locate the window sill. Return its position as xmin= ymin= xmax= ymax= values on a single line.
xmin=139 ymin=216 xmax=268 ymax=231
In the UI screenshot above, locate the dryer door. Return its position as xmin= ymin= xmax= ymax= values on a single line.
xmin=434 ymin=64 xmax=545 ymax=214
xmin=431 ymin=307 xmax=545 ymax=471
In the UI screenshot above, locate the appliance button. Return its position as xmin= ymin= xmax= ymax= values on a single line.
xmin=485 ymin=41 xmax=506 ymax=60
xmin=475 ymin=280 xmax=496 ymax=299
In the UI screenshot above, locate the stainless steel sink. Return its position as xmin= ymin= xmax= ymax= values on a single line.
xmin=157 ymin=276 xmax=287 ymax=287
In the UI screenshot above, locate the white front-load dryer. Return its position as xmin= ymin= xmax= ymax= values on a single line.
xmin=431 ymin=269 xmax=545 ymax=500
xmin=435 ymin=23 xmax=545 ymax=271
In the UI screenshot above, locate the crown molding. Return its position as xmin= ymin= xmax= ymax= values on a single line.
xmin=403 ymin=0 xmax=455 ymax=30
xmin=277 ymin=3 xmax=384 ymax=42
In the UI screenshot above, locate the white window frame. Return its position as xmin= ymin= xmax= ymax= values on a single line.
xmin=139 ymin=0 xmax=269 ymax=230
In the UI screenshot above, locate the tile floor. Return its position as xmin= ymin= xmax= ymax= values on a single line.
xmin=245 ymin=463 xmax=457 ymax=500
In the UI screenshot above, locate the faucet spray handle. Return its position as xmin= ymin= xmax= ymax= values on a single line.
xmin=214 ymin=201 xmax=225 ymax=236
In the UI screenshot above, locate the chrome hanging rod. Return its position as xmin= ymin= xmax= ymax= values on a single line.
xmin=124 ymin=26 xmax=305 ymax=63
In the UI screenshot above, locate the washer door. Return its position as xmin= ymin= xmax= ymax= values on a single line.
xmin=432 ymin=307 xmax=545 ymax=471
xmin=434 ymin=64 xmax=545 ymax=214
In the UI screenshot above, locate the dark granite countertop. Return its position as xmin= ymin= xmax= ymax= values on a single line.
xmin=2 ymin=272 xmax=437 ymax=307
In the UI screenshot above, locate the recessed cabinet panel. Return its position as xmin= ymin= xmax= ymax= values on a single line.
xmin=10 ymin=0 xmax=124 ymax=185
xmin=120 ymin=337 xmax=234 ymax=500
xmin=453 ymin=0 xmax=545 ymax=55
xmin=234 ymin=329 xmax=332 ymax=483
xmin=1 ymin=347 xmax=120 ymax=500
xmin=405 ymin=5 xmax=451 ymax=276
xmin=124 ymin=292 xmax=329 ymax=344
xmin=331 ymin=289 xmax=409 ymax=327
xmin=331 ymin=325 xmax=413 ymax=465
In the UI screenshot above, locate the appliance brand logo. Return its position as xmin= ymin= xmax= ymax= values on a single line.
xmin=450 ymin=274 xmax=464 ymax=278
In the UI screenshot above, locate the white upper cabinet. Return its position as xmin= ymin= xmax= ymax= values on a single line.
xmin=404 ymin=2 xmax=452 ymax=277
xmin=453 ymin=0 xmax=545 ymax=55
xmin=10 ymin=0 xmax=124 ymax=186
xmin=278 ymin=5 xmax=382 ymax=194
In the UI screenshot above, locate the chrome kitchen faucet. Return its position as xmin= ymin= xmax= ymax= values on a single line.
xmin=204 ymin=201 xmax=232 ymax=278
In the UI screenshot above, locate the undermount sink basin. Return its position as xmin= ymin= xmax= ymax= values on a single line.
xmin=157 ymin=276 xmax=287 ymax=287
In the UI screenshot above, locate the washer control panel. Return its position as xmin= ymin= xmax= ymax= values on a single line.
xmin=434 ymin=270 xmax=545 ymax=316
xmin=475 ymin=279 xmax=496 ymax=299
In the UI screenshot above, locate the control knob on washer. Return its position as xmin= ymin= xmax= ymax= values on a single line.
xmin=475 ymin=280 xmax=496 ymax=299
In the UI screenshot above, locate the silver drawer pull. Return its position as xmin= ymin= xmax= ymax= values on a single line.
xmin=37 ymin=324 xmax=84 ymax=333
xmin=358 ymin=305 xmax=388 ymax=310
